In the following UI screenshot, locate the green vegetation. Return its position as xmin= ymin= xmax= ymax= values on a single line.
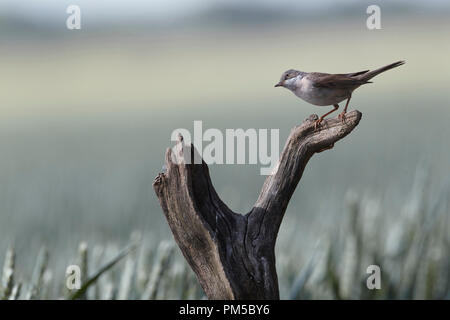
xmin=0 ymin=235 xmax=204 ymax=300
xmin=1 ymin=174 xmax=448 ymax=300
xmin=0 ymin=12 xmax=449 ymax=301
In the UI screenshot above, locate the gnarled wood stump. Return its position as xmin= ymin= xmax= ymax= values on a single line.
xmin=153 ymin=111 xmax=362 ymax=299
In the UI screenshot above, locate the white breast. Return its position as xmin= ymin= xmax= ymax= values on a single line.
xmin=293 ymin=77 xmax=348 ymax=106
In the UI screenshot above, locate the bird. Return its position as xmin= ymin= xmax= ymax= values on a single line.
xmin=274 ymin=61 xmax=405 ymax=129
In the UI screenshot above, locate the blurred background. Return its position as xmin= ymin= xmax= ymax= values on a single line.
xmin=0 ymin=0 xmax=449 ymax=299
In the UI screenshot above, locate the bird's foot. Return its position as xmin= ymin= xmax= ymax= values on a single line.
xmin=314 ymin=118 xmax=323 ymax=130
xmin=338 ymin=111 xmax=347 ymax=122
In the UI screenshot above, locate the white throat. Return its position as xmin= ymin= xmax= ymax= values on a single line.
xmin=284 ymin=75 xmax=302 ymax=91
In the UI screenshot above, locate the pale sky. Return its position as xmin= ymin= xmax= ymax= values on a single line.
xmin=1 ymin=0 xmax=448 ymax=24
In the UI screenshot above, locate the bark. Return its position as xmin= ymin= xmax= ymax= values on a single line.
xmin=153 ymin=110 xmax=362 ymax=299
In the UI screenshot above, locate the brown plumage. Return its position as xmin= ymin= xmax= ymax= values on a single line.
xmin=275 ymin=61 xmax=405 ymax=129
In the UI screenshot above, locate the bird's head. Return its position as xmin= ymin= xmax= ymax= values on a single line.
xmin=274 ymin=69 xmax=301 ymax=90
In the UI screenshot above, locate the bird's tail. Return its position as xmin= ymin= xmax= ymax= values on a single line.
xmin=357 ymin=60 xmax=405 ymax=81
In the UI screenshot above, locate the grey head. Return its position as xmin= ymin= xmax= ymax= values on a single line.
xmin=274 ymin=69 xmax=303 ymax=90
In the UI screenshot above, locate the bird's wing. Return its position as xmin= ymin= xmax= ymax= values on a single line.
xmin=309 ymin=73 xmax=371 ymax=89
xmin=344 ymin=70 xmax=370 ymax=77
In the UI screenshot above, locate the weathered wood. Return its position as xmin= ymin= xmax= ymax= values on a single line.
xmin=153 ymin=110 xmax=362 ymax=299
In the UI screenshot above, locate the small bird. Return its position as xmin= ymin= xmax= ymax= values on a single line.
xmin=275 ymin=61 xmax=405 ymax=129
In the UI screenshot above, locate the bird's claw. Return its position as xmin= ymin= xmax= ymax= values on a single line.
xmin=338 ymin=112 xmax=347 ymax=122
xmin=314 ymin=118 xmax=323 ymax=130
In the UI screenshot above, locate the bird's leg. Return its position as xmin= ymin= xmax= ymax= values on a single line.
xmin=314 ymin=104 xmax=339 ymax=130
xmin=338 ymin=96 xmax=351 ymax=121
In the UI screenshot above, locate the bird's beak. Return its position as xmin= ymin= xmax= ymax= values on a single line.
xmin=274 ymin=82 xmax=283 ymax=87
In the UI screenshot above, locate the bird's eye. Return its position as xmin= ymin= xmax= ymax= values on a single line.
xmin=285 ymin=74 xmax=289 ymax=80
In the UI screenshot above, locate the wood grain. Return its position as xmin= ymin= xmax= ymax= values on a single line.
xmin=153 ymin=110 xmax=362 ymax=299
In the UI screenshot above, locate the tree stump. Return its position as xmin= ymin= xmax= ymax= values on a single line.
xmin=153 ymin=110 xmax=362 ymax=299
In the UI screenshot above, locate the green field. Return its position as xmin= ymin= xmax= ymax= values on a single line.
xmin=0 ymin=13 xmax=449 ymax=299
